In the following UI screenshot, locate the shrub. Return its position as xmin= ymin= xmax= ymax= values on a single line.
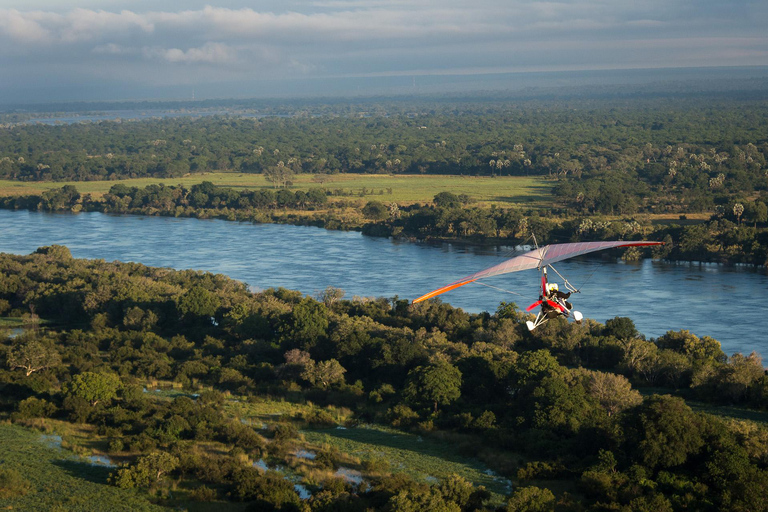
xmin=13 ymin=397 xmax=57 ymax=420
xmin=271 ymin=423 xmax=299 ymax=441
xmin=302 ymin=409 xmax=336 ymax=427
xmin=0 ymin=468 xmax=31 ymax=498
xmin=190 ymin=485 xmax=218 ymax=502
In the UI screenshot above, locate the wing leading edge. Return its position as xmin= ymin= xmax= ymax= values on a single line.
xmin=412 ymin=240 xmax=664 ymax=304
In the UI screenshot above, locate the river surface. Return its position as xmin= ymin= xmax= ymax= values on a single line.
xmin=0 ymin=210 xmax=766 ymax=358
xmin=19 ymin=109 xmax=282 ymax=125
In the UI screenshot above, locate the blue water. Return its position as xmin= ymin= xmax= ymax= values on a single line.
xmin=20 ymin=110 xmax=288 ymax=125
xmin=0 ymin=209 xmax=765 ymax=358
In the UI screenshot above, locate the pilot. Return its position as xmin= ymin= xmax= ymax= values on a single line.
xmin=546 ymin=283 xmax=573 ymax=311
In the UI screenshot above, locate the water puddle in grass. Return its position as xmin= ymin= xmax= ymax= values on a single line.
xmin=252 ymin=458 xmax=313 ymax=499
xmin=40 ymin=434 xmax=63 ymax=449
xmin=295 ymin=450 xmax=316 ymax=460
xmin=294 ymin=484 xmax=312 ymax=499
xmin=87 ymin=454 xmax=116 ymax=467
xmin=335 ymin=467 xmax=364 ymax=485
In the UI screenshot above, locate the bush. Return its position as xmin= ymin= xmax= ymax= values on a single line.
xmin=387 ymin=405 xmax=419 ymax=427
xmin=302 ymin=409 xmax=336 ymax=427
xmin=0 ymin=468 xmax=31 ymax=498
xmin=190 ymin=485 xmax=218 ymax=502
xmin=270 ymin=423 xmax=299 ymax=442
xmin=506 ymin=486 xmax=555 ymax=512
xmin=13 ymin=397 xmax=56 ymax=420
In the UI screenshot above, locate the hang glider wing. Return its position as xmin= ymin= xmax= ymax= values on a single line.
xmin=412 ymin=240 xmax=664 ymax=304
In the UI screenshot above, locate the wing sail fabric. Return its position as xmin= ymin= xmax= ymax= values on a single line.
xmin=412 ymin=241 xmax=664 ymax=304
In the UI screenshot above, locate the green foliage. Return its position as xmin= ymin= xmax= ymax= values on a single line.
xmin=0 ymin=468 xmax=31 ymax=499
xmin=301 ymin=358 xmax=347 ymax=388
xmin=13 ymin=396 xmax=57 ymax=419
xmin=505 ymin=486 xmax=555 ymax=512
xmin=281 ymin=298 xmax=329 ymax=350
xmin=5 ymin=336 xmax=61 ymax=376
xmin=405 ymin=361 xmax=462 ymax=413
xmin=362 ymin=201 xmax=390 ymax=220
xmin=2 ymin=247 xmax=768 ymax=511
xmin=232 ymin=468 xmax=301 ymax=508
xmin=604 ymin=316 xmax=638 ymax=340
xmin=66 ymin=371 xmax=122 ymax=406
xmin=628 ymin=395 xmax=705 ymax=469
xmin=387 ymin=487 xmax=461 ymax=512
xmin=177 ymin=286 xmax=221 ymax=318
xmin=110 ymin=452 xmax=179 ymax=489
xmin=0 ymin=424 xmax=163 ymax=511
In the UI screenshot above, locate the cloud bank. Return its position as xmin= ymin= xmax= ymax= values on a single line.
xmin=0 ymin=1 xmax=766 ymax=101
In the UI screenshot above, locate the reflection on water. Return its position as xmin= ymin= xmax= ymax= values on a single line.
xmin=0 ymin=210 xmax=765 ymax=357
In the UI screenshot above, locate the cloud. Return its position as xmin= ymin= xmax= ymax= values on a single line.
xmin=143 ymin=42 xmax=237 ymax=64
xmin=0 ymin=2 xmax=765 ymax=101
xmin=0 ymin=9 xmax=52 ymax=43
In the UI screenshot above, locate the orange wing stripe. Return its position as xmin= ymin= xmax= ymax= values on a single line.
xmin=412 ymin=279 xmax=477 ymax=303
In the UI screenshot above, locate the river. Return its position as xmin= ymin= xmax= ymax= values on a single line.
xmin=0 ymin=210 xmax=765 ymax=358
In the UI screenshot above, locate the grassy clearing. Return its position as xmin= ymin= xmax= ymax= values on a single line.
xmin=0 ymin=172 xmax=552 ymax=207
xmin=225 ymin=396 xmax=513 ymax=503
xmin=0 ymin=317 xmax=26 ymax=327
xmin=687 ymin=402 xmax=768 ymax=423
xmin=638 ymin=388 xmax=768 ymax=424
xmin=303 ymin=424 xmax=511 ymax=503
xmin=0 ymin=422 xmax=163 ymax=512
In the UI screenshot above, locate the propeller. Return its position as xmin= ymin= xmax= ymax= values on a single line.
xmin=526 ymin=300 xmax=543 ymax=312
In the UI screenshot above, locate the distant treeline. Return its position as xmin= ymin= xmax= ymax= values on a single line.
xmin=1 ymin=99 xmax=768 ymax=214
xmin=1 ymin=247 xmax=768 ymax=510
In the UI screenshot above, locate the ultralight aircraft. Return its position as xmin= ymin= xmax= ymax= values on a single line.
xmin=413 ymin=240 xmax=664 ymax=331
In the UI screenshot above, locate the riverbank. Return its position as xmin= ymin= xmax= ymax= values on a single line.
xmin=3 ymin=180 xmax=767 ymax=268
xmin=0 ymin=208 xmax=765 ymax=354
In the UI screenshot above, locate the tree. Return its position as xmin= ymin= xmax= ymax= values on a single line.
xmin=67 ymin=372 xmax=122 ymax=406
xmin=387 ymin=488 xmax=461 ymax=512
xmin=506 ymin=486 xmax=555 ymax=512
xmin=301 ymin=359 xmax=347 ymax=388
xmin=264 ymin=161 xmax=294 ymax=188
xmin=585 ymin=370 xmax=642 ymax=416
xmin=627 ymin=394 xmax=704 ymax=469
xmin=510 ymin=349 xmax=563 ymax=393
xmin=178 ymin=286 xmax=221 ymax=318
xmin=405 ymin=361 xmax=462 ymax=413
xmin=604 ymin=317 xmax=638 ymax=340
xmin=362 ymin=201 xmax=389 ymax=220
xmin=6 ymin=338 xmax=61 ymax=376
xmin=656 ymin=330 xmax=726 ymax=362
xmin=280 ymin=298 xmax=329 ymax=350
xmin=110 ymin=452 xmax=179 ymax=488
xmin=433 ymin=192 xmax=462 ymax=209
xmin=320 ymin=286 xmax=345 ymax=307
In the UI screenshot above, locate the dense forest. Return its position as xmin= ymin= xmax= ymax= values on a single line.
xmin=1 ymin=97 xmax=768 ymax=266
xmin=1 ymin=99 xmax=767 ymax=214
xmin=1 ymin=247 xmax=768 ymax=510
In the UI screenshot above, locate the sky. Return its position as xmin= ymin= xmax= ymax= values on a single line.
xmin=0 ymin=0 xmax=767 ymax=103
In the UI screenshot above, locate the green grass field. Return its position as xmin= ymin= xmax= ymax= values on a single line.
xmin=0 ymin=423 xmax=164 ymax=511
xmin=302 ymin=425 xmax=511 ymax=503
xmin=0 ymin=172 xmax=552 ymax=207
xmin=225 ymin=396 xmax=513 ymax=504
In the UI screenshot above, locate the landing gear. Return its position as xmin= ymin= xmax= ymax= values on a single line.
xmin=526 ymin=308 xmax=583 ymax=331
